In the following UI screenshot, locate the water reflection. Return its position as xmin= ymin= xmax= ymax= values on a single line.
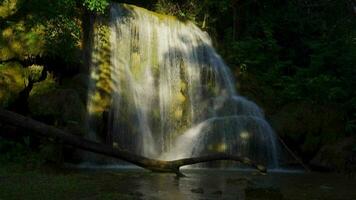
xmin=113 ymin=169 xmax=356 ymax=200
xmin=137 ymin=170 xmax=251 ymax=199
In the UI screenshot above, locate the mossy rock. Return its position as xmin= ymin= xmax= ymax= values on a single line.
xmin=28 ymin=89 xmax=86 ymax=135
xmin=0 ymin=62 xmax=26 ymax=107
xmin=310 ymin=137 xmax=356 ymax=172
xmin=270 ymin=102 xmax=345 ymax=158
xmin=87 ymin=18 xmax=112 ymax=116
xmin=61 ymin=73 xmax=89 ymax=104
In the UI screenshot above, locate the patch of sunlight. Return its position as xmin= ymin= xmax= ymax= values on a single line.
xmin=131 ymin=52 xmax=142 ymax=80
xmin=240 ymin=131 xmax=250 ymax=140
xmin=96 ymin=81 xmax=112 ymax=93
xmin=25 ymin=65 xmax=43 ymax=81
xmin=176 ymin=91 xmax=186 ymax=103
xmin=29 ymin=73 xmax=57 ymax=97
xmin=88 ymin=91 xmax=111 ymax=115
xmin=0 ymin=62 xmax=26 ymax=106
xmin=208 ymin=143 xmax=227 ymax=152
xmin=124 ymin=3 xmax=179 ymax=22
xmin=0 ymin=46 xmax=15 ymax=60
xmin=217 ymin=143 xmax=227 ymax=152
xmin=2 ymin=27 xmax=13 ymax=38
xmin=0 ymin=0 xmax=18 ymax=18
xmin=113 ymin=142 xmax=119 ymax=149
xmin=174 ymin=108 xmax=183 ymax=119
xmin=1 ymin=21 xmax=45 ymax=60
xmin=180 ymin=81 xmax=187 ymax=90
xmin=10 ymin=41 xmax=22 ymax=52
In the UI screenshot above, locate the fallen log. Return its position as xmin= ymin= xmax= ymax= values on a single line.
xmin=0 ymin=108 xmax=266 ymax=176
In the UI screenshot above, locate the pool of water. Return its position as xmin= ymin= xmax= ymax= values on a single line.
xmin=77 ymin=168 xmax=356 ymax=200
xmin=1 ymin=166 xmax=356 ymax=200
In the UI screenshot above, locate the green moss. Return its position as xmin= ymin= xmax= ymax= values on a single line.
xmin=123 ymin=3 xmax=179 ymax=22
xmin=88 ymin=18 xmax=112 ymax=115
xmin=29 ymin=89 xmax=86 ymax=134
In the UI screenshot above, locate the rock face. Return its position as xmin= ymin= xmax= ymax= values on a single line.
xmin=62 ymin=73 xmax=89 ymax=103
xmin=270 ymin=102 xmax=345 ymax=162
xmin=28 ymin=88 xmax=87 ymax=136
xmin=310 ymin=137 xmax=356 ymax=172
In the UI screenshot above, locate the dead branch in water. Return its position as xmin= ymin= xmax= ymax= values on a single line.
xmin=0 ymin=108 xmax=266 ymax=177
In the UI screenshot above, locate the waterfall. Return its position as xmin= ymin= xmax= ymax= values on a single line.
xmin=87 ymin=3 xmax=280 ymax=168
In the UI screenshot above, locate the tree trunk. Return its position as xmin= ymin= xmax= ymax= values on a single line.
xmin=0 ymin=108 xmax=266 ymax=176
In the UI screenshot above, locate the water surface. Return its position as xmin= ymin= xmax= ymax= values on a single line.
xmin=1 ymin=167 xmax=355 ymax=200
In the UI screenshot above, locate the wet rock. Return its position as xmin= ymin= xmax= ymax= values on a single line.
xmin=28 ymin=88 xmax=86 ymax=135
xmin=61 ymin=73 xmax=89 ymax=103
xmin=191 ymin=188 xmax=204 ymax=194
xmin=310 ymin=137 xmax=356 ymax=172
xmin=245 ymin=187 xmax=284 ymax=200
xmin=270 ymin=102 xmax=345 ymax=161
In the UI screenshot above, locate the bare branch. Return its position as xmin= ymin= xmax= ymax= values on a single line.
xmin=0 ymin=108 xmax=266 ymax=176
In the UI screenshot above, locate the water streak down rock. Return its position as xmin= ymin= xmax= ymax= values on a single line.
xmin=87 ymin=4 xmax=280 ymax=168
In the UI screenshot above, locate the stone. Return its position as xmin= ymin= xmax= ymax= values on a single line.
xmin=61 ymin=73 xmax=89 ymax=104
xmin=270 ymin=102 xmax=345 ymax=161
xmin=310 ymin=137 xmax=356 ymax=172
xmin=28 ymin=88 xmax=86 ymax=135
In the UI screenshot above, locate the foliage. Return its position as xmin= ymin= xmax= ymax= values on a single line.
xmin=83 ymin=0 xmax=109 ymax=13
xmin=29 ymin=72 xmax=57 ymax=97
xmin=155 ymin=0 xmax=201 ymax=21
xmin=0 ymin=62 xmax=26 ymax=107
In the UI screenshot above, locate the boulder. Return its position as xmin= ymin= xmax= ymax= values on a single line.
xmin=61 ymin=73 xmax=89 ymax=104
xmin=28 ymin=88 xmax=87 ymax=136
xmin=270 ymin=102 xmax=345 ymax=161
xmin=310 ymin=137 xmax=356 ymax=172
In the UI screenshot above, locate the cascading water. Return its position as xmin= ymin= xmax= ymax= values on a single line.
xmin=87 ymin=3 xmax=280 ymax=168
